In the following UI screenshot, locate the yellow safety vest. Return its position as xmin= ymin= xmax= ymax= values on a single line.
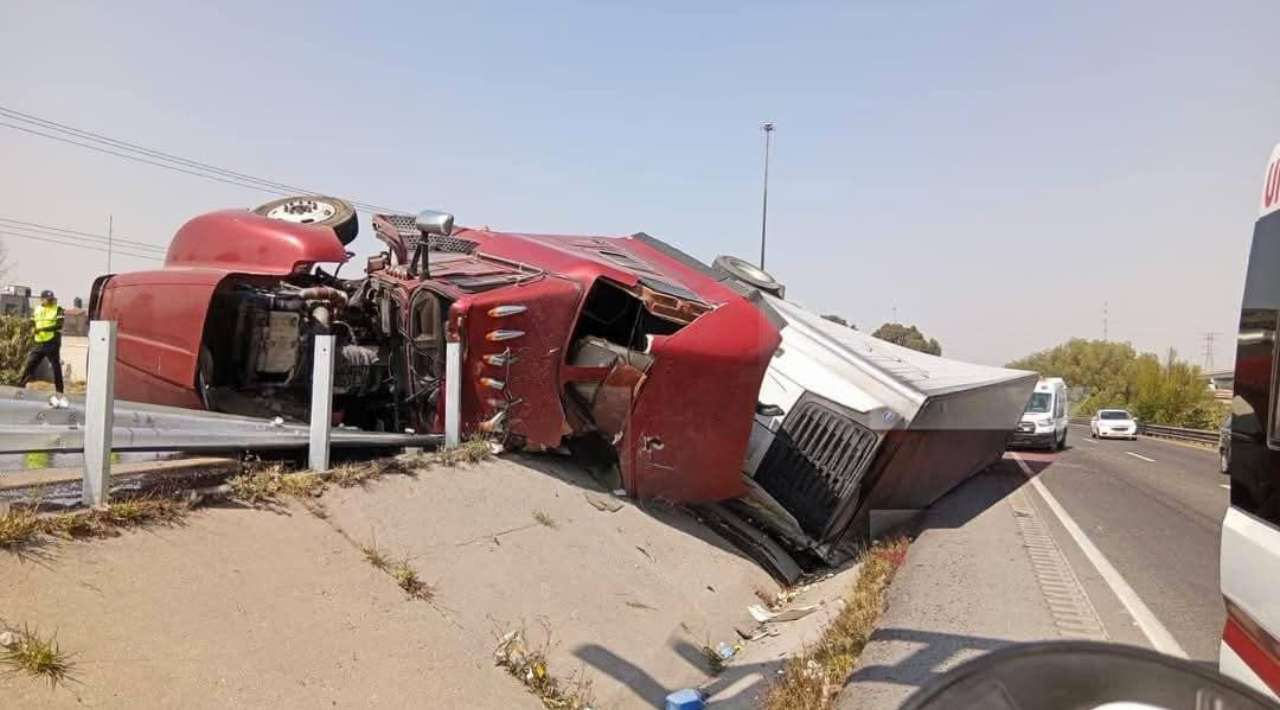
xmin=32 ymin=303 xmax=62 ymax=344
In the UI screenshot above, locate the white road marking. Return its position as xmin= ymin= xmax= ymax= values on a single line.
xmin=1125 ymin=452 xmax=1156 ymax=462
xmin=1011 ymin=453 xmax=1189 ymax=658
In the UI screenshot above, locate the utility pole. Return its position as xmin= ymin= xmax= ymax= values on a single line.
xmin=1102 ymin=301 xmax=1109 ymax=341
xmin=759 ymin=121 xmax=775 ymax=270
xmin=106 ymin=215 xmax=114 ymax=273
xmin=1201 ymin=332 xmax=1218 ymax=370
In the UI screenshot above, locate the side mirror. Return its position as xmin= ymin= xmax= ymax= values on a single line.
xmin=415 ymin=209 xmax=455 ymax=236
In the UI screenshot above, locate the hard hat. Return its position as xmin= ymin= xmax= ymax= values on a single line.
xmin=39 ymin=290 xmax=55 ymax=299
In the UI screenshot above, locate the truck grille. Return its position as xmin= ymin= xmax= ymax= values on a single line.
xmin=753 ymin=393 xmax=880 ymax=538
xmin=427 ymin=234 xmax=479 ymax=254
xmin=1017 ymin=422 xmax=1034 ymax=433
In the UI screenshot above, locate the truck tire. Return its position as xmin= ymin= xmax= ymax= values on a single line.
xmin=253 ymin=196 xmax=359 ymax=245
xmin=712 ymin=255 xmax=785 ymax=298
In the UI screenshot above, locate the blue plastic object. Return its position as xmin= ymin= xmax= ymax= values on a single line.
xmin=665 ymin=688 xmax=705 ymax=710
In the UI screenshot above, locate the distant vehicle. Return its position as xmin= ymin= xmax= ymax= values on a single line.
xmin=1219 ymin=412 xmax=1232 ymax=475
xmin=1090 ymin=409 xmax=1138 ymax=440
xmin=1010 ymin=377 xmax=1069 ymax=450
xmin=1219 ymin=142 xmax=1280 ymax=700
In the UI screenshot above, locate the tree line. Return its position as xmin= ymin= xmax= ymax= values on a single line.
xmin=1006 ymin=339 xmax=1225 ymax=429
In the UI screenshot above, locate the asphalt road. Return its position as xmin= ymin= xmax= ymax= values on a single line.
xmin=1015 ymin=425 xmax=1229 ymax=661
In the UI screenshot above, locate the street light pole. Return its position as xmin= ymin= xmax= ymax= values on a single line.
xmin=759 ymin=121 xmax=775 ymax=270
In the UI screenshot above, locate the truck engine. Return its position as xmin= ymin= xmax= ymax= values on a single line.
xmin=197 ymin=273 xmax=407 ymax=430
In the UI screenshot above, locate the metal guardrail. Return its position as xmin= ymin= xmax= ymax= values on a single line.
xmin=1069 ymin=417 xmax=1218 ymax=445
xmin=1137 ymin=422 xmax=1219 ymax=444
xmin=3 ymin=324 xmax=441 ymax=506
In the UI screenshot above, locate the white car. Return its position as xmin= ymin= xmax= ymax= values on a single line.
xmin=1090 ymin=409 xmax=1138 ymax=440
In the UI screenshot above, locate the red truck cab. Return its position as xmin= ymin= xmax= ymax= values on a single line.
xmin=90 ymin=198 xmax=780 ymax=503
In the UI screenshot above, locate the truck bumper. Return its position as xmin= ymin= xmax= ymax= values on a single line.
xmin=1009 ymin=431 xmax=1055 ymax=448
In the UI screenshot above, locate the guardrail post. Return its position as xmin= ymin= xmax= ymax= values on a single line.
xmin=309 ymin=334 xmax=336 ymax=472
xmin=445 ymin=340 xmax=461 ymax=447
xmin=83 ymin=320 xmax=117 ymax=508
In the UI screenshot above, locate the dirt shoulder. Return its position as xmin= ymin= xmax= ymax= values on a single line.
xmin=0 ymin=454 xmax=781 ymax=708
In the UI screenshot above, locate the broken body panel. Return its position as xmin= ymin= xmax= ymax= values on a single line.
xmin=90 ymin=208 xmax=779 ymax=504
xmin=742 ymin=296 xmax=1037 ymax=563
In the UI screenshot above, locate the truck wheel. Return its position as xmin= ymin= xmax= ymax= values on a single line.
xmin=196 ymin=346 xmax=217 ymax=411
xmin=712 ymin=255 xmax=785 ymax=298
xmin=253 ymin=196 xmax=359 ymax=245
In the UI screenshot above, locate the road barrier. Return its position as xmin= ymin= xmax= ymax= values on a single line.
xmin=1070 ymin=417 xmax=1218 ymax=445
xmin=2 ymin=321 xmax=439 ymax=507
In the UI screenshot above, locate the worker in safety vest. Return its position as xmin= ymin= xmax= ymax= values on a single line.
xmin=18 ymin=289 xmax=67 ymax=406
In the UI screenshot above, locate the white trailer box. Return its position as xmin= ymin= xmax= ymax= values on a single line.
xmin=740 ymin=296 xmax=1037 ymax=563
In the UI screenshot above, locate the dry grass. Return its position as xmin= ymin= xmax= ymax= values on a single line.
xmin=494 ymin=625 xmax=594 ymax=710
xmin=389 ymin=559 xmax=435 ymax=602
xmin=0 ymin=506 xmax=43 ymax=548
xmin=361 ymin=542 xmax=390 ymax=571
xmin=227 ymin=465 xmax=325 ymax=504
xmin=532 ymin=510 xmax=557 ymax=529
xmin=0 ymin=497 xmax=191 ymax=549
xmin=700 ymin=643 xmax=727 ymax=676
xmin=231 ymin=441 xmax=490 ymax=506
xmin=0 ymin=624 xmax=74 ymax=686
xmin=358 ymin=539 xmax=435 ymax=602
xmin=431 ymin=437 xmax=494 ymax=467
xmin=761 ymin=537 xmax=910 ymax=710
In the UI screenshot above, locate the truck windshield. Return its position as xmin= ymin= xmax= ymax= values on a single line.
xmin=1025 ymin=392 xmax=1052 ymax=413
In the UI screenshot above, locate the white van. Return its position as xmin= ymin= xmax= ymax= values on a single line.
xmin=1011 ymin=377 xmax=1069 ymax=450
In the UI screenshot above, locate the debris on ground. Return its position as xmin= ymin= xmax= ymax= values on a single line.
xmin=665 ymin=687 xmax=706 ymax=709
xmin=494 ymin=625 xmax=595 ymax=710
xmin=582 ymin=491 xmax=624 ymax=513
xmin=748 ymin=602 xmax=821 ymax=624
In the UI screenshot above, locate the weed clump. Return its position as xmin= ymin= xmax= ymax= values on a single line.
xmin=424 ymin=437 xmax=493 ymax=467
xmin=494 ymin=626 xmax=594 ymax=710
xmin=358 ymin=539 xmax=435 ymax=602
xmin=228 ymin=465 xmax=324 ymax=504
xmin=761 ymin=537 xmax=909 ymax=710
xmin=532 ymin=510 xmax=557 ymax=529
xmin=361 ymin=543 xmax=390 ymax=571
xmin=0 ymin=624 xmax=73 ymax=686
xmin=0 ymin=497 xmax=191 ymax=549
xmin=0 ymin=507 xmax=42 ymax=548
xmin=389 ymin=559 xmax=435 ymax=602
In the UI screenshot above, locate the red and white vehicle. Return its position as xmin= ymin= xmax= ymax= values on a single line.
xmin=1219 ymin=142 xmax=1280 ymax=700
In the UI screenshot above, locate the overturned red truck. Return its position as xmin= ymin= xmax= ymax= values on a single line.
xmin=89 ymin=197 xmax=781 ymax=503
xmin=90 ymin=197 xmax=1035 ymax=567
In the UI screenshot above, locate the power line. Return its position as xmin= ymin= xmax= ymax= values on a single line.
xmin=0 ymin=229 xmax=163 ymax=261
xmin=0 ymin=216 xmax=166 ymax=253
xmin=0 ymin=105 xmax=407 ymax=214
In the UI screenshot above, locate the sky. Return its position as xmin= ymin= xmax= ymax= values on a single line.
xmin=1 ymin=1 xmax=1276 ymax=367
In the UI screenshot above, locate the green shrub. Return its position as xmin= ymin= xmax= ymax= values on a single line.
xmin=0 ymin=315 xmax=33 ymax=385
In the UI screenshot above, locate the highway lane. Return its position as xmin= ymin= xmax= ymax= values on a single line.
xmin=1015 ymin=425 xmax=1228 ymax=661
